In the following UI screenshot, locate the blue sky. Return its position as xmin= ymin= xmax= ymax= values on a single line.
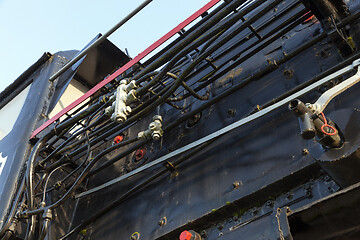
xmin=0 ymin=0 xmax=217 ymax=92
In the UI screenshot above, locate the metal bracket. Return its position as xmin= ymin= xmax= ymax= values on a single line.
xmin=273 ymin=207 xmax=293 ymax=240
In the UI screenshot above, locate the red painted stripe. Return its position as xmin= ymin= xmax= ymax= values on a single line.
xmin=31 ymin=0 xmax=222 ymax=138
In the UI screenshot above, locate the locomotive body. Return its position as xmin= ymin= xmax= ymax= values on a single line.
xmin=1 ymin=0 xmax=360 ymax=239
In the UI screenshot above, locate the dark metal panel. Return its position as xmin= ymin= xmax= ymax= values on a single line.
xmin=289 ymin=181 xmax=360 ymax=240
xmin=65 ymin=2 xmax=360 ymax=237
xmin=0 ymin=52 xmax=52 ymax=110
xmin=0 ymin=54 xmax=67 ymax=226
xmin=75 ymin=38 xmax=131 ymax=88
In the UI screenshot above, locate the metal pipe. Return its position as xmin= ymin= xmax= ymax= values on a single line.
xmin=181 ymin=0 xmax=303 ymax=83
xmin=71 ymin=1 xmax=303 ymax=177
xmin=62 ymin=140 xmax=214 ymax=239
xmin=288 ymin=100 xmax=316 ymax=139
xmin=0 ymin=179 xmax=25 ymax=237
xmin=52 ymin=10 xmax=321 ymax=181
xmin=48 ymin=0 xmax=153 ymax=82
xmin=132 ymin=0 xmax=252 ymax=83
xmin=143 ymin=0 xmax=231 ymax=66
xmin=194 ymin=11 xmax=313 ymax=92
xmin=39 ymin=219 xmax=50 ymax=240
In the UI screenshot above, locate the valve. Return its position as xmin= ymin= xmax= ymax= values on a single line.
xmin=289 ymin=99 xmax=342 ymax=148
xmin=105 ymin=79 xmax=138 ymax=123
xmin=138 ymin=115 xmax=163 ymax=140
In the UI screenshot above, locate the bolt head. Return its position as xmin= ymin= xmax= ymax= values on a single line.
xmin=116 ymin=115 xmax=126 ymax=123
xmin=158 ymin=217 xmax=167 ymax=226
xmin=120 ymin=79 xmax=127 ymax=85
xmin=302 ymin=149 xmax=309 ymax=155
xmin=153 ymin=115 xmax=162 ymax=122
xmin=251 ymin=207 xmax=258 ymax=214
xmin=152 ymin=133 xmax=161 ymax=140
xmin=266 ymin=200 xmax=273 ymax=207
xmin=125 ymin=106 xmax=132 ymax=115
xmin=149 ymin=123 xmax=156 ymax=130
xmin=227 ymin=109 xmax=236 ymax=117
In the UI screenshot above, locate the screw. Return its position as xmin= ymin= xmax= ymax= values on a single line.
xmin=266 ymin=200 xmax=273 ymax=207
xmin=302 ymin=149 xmax=309 ymax=155
xmin=227 ymin=109 xmax=236 ymax=118
xmin=285 ymin=192 xmax=292 ymax=199
xmin=158 ymin=217 xmax=167 ymax=227
xmin=79 ymin=229 xmax=87 ymax=236
xmin=186 ymin=113 xmax=202 ymax=128
xmin=283 ymin=69 xmax=294 ymax=78
xmin=152 ymin=132 xmax=161 ymax=140
xmin=153 ymin=115 xmax=162 ymax=122
xmin=251 ymin=207 xmax=258 ymax=214
xmin=233 ymin=181 xmax=240 ymax=189
xmin=54 ymin=181 xmax=62 ymax=189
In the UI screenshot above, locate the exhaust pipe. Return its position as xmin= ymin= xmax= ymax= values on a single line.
xmin=289 ymin=100 xmax=316 ymax=139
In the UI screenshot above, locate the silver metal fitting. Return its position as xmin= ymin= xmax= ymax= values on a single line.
xmin=127 ymin=89 xmax=138 ymax=103
xmin=107 ymin=80 xmax=138 ymax=123
xmin=42 ymin=209 xmax=52 ymax=220
xmin=138 ymin=115 xmax=163 ymax=140
xmin=305 ymin=103 xmax=321 ymax=113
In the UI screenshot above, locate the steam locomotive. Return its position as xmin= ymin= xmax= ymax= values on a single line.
xmin=1 ymin=0 xmax=360 ymax=239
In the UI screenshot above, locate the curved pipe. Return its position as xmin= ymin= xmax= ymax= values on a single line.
xmin=39 ymin=219 xmax=50 ymax=240
xmin=0 ymin=179 xmax=24 ymax=238
xmin=289 ymin=99 xmax=316 ymax=139
xmin=2 ymin=231 xmax=12 ymax=240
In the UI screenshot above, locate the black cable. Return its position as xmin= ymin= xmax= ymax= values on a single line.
xmin=132 ymin=0 xmax=251 ymax=83
xmin=0 ymin=179 xmax=25 ymax=238
xmin=81 ymin=0 xmax=283 ymax=177
xmin=9 ymin=1 xmax=333 ymax=237
xmin=134 ymin=0 xmax=268 ymax=96
xmin=60 ymin=139 xmax=216 ymax=240
xmin=37 ymin=101 xmax=109 ymax=168
xmin=51 ymin=0 xmax=269 ymax=158
xmin=193 ymin=10 xmax=315 ymax=93
xmin=22 ymin=136 xmax=140 ymax=217
xmin=143 ymin=0 xmax=231 ymax=66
